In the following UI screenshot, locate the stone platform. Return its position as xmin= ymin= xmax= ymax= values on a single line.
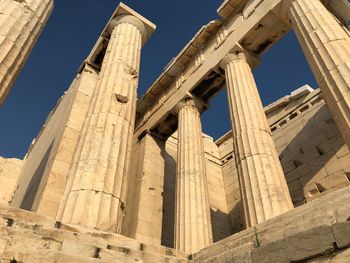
xmin=0 ymin=205 xmax=187 ymax=262
xmin=193 ymin=185 xmax=350 ymax=262
xmin=1 ymin=185 xmax=350 ymax=262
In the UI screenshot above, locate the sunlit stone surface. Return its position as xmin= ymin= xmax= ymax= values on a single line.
xmin=1 ymin=0 xmax=350 ymax=262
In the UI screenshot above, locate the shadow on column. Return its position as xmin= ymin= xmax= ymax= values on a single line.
xmin=20 ymin=140 xmax=55 ymax=211
xmin=159 ymin=141 xmax=176 ymax=248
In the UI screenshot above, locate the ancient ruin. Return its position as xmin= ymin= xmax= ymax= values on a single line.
xmin=1 ymin=0 xmax=350 ymax=262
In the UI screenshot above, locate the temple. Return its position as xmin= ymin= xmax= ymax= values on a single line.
xmin=1 ymin=0 xmax=350 ymax=262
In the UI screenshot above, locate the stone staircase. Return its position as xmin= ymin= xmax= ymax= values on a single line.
xmin=0 ymin=205 xmax=188 ymax=263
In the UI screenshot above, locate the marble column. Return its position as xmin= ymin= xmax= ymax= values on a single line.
xmin=283 ymin=0 xmax=350 ymax=147
xmin=220 ymin=51 xmax=293 ymax=227
xmin=175 ymin=98 xmax=213 ymax=254
xmin=0 ymin=0 xmax=53 ymax=105
xmin=59 ymin=15 xmax=151 ymax=232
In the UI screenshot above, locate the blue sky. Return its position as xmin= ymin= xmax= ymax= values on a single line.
xmin=0 ymin=0 xmax=317 ymax=158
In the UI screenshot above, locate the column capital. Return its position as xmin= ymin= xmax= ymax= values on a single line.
xmin=106 ymin=3 xmax=156 ymax=46
xmin=174 ymin=96 xmax=207 ymax=114
xmin=219 ymin=45 xmax=260 ymax=69
xmin=108 ymin=15 xmax=147 ymax=40
xmin=279 ymin=0 xmax=296 ymax=21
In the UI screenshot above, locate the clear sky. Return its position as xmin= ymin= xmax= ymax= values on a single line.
xmin=0 ymin=0 xmax=317 ymax=159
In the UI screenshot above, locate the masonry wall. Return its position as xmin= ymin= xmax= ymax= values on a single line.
xmin=10 ymin=87 xmax=76 ymax=211
xmin=161 ymin=135 xmax=177 ymax=248
xmin=271 ymin=93 xmax=350 ymax=205
xmin=0 ymin=157 xmax=23 ymax=205
xmin=10 ymin=65 xmax=99 ymax=218
xmin=217 ymin=89 xmax=350 ymax=234
xmin=217 ymin=135 xmax=245 ymax=234
xmin=122 ymin=134 xmax=166 ymax=247
xmin=202 ymin=135 xmax=232 ymax=242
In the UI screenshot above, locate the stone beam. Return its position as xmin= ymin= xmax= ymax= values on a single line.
xmin=217 ymin=0 xmax=248 ymax=18
xmin=134 ymin=0 xmax=289 ymax=140
xmin=324 ymin=0 xmax=350 ymax=25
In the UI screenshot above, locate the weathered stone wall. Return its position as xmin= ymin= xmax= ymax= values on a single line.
xmin=10 ymin=82 xmax=78 ymax=212
xmin=161 ymin=135 xmax=177 ymax=248
xmin=202 ymin=134 xmax=232 ymax=242
xmin=217 ymin=88 xmax=350 ymax=234
xmin=217 ymin=134 xmax=245 ymax=234
xmin=10 ymin=65 xmax=99 ymax=218
xmin=271 ymin=90 xmax=350 ymax=206
xmin=0 ymin=157 xmax=23 ymax=205
xmin=122 ymin=134 xmax=166 ymax=247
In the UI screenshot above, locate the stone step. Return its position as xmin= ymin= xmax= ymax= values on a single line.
xmin=1 ymin=223 xmax=186 ymax=262
xmin=1 ymin=250 xmax=111 ymax=263
xmin=0 ymin=204 xmax=188 ymax=263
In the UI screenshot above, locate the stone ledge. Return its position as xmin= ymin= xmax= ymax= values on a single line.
xmin=0 ymin=203 xmax=187 ymax=263
xmin=193 ymin=185 xmax=350 ymax=262
xmin=306 ymin=247 xmax=350 ymax=263
xmin=251 ymin=225 xmax=335 ymax=263
xmin=1 ymin=186 xmax=350 ymax=262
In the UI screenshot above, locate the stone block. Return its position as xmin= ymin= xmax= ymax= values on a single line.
xmin=306 ymin=247 xmax=350 ymax=263
xmin=0 ymin=205 xmax=56 ymax=228
xmin=0 ymin=238 xmax=7 ymax=256
xmin=288 ymin=179 xmax=302 ymax=193
xmin=61 ymin=239 xmax=99 ymax=258
xmin=335 ymin=205 xmax=350 ymax=222
xmin=291 ymin=189 xmax=305 ymax=203
xmin=206 ymin=249 xmax=251 ymax=263
xmin=3 ymin=251 xmax=111 ymax=263
xmin=251 ymin=226 xmax=335 ymax=263
xmin=335 ymin=144 xmax=349 ymax=158
xmin=304 ymin=182 xmax=321 ymax=199
xmin=317 ymin=171 xmax=349 ymax=190
xmin=286 ymin=169 xmax=301 ymax=183
xmin=302 ymin=212 xmax=336 ymax=229
xmin=305 ymin=167 xmax=330 ymax=184
xmin=332 ymin=222 xmax=350 ymax=249
xmin=326 ymin=154 xmax=350 ymax=175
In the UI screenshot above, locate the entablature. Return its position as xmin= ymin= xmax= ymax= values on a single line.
xmin=134 ymin=0 xmax=291 ymax=140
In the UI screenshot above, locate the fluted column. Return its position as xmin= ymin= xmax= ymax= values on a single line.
xmin=282 ymin=0 xmax=350 ymax=147
xmin=58 ymin=15 xmax=150 ymax=232
xmin=221 ymin=51 xmax=293 ymax=227
xmin=175 ymin=98 xmax=213 ymax=254
xmin=0 ymin=0 xmax=53 ymax=105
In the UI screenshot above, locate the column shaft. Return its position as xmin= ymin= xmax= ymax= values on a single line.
xmin=288 ymin=0 xmax=350 ymax=147
xmin=223 ymin=52 xmax=293 ymax=227
xmin=0 ymin=0 xmax=53 ymax=104
xmin=175 ymin=100 xmax=213 ymax=254
xmin=59 ymin=20 xmax=142 ymax=232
